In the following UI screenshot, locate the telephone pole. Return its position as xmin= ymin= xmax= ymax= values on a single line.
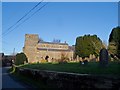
xmin=13 ymin=48 xmax=15 ymax=57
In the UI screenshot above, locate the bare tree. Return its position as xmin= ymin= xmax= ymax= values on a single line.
xmin=53 ymin=38 xmax=61 ymax=43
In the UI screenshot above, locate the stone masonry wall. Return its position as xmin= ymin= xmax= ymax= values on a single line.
xmin=23 ymin=34 xmax=39 ymax=63
xmin=15 ymin=67 xmax=120 ymax=89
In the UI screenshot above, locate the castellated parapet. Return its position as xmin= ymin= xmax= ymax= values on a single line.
xmin=23 ymin=34 xmax=74 ymax=63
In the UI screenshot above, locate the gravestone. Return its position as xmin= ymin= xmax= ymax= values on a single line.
xmin=79 ymin=57 xmax=82 ymax=61
xmin=76 ymin=55 xmax=79 ymax=62
xmin=89 ymin=54 xmax=93 ymax=60
xmin=99 ymin=48 xmax=109 ymax=67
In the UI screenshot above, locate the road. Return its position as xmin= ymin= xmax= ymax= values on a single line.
xmin=1 ymin=66 xmax=29 ymax=89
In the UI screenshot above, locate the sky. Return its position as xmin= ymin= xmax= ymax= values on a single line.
xmin=2 ymin=2 xmax=118 ymax=55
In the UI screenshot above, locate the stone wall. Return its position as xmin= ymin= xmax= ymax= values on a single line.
xmin=15 ymin=67 xmax=120 ymax=89
xmin=37 ymin=43 xmax=69 ymax=50
xmin=35 ymin=51 xmax=73 ymax=62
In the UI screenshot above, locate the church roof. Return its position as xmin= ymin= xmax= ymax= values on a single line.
xmin=39 ymin=41 xmax=68 ymax=45
xmin=37 ymin=48 xmax=72 ymax=52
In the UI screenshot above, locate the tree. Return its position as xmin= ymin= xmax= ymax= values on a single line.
xmin=75 ymin=34 xmax=103 ymax=58
xmin=53 ymin=38 xmax=61 ymax=43
xmin=15 ymin=52 xmax=28 ymax=65
xmin=108 ymin=26 xmax=120 ymax=59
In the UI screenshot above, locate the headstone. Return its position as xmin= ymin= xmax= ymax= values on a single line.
xmin=92 ymin=54 xmax=96 ymax=59
xmin=79 ymin=57 xmax=82 ymax=61
xmin=89 ymin=54 xmax=96 ymax=62
xmin=96 ymin=56 xmax=99 ymax=62
xmin=84 ymin=57 xmax=88 ymax=60
xmin=76 ymin=55 xmax=79 ymax=62
xmin=99 ymin=48 xmax=109 ymax=67
xmin=89 ymin=54 xmax=93 ymax=60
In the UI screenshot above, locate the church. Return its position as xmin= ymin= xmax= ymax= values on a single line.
xmin=23 ymin=34 xmax=74 ymax=63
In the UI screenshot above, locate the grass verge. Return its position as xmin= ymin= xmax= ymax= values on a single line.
xmin=20 ymin=62 xmax=120 ymax=75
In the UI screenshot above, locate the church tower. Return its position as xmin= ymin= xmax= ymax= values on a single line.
xmin=23 ymin=34 xmax=39 ymax=63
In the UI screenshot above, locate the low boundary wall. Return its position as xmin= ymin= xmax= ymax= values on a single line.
xmin=14 ymin=66 xmax=120 ymax=89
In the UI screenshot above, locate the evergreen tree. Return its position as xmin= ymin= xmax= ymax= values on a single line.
xmin=108 ymin=26 xmax=120 ymax=59
xmin=15 ymin=52 xmax=28 ymax=65
xmin=75 ymin=34 xmax=103 ymax=58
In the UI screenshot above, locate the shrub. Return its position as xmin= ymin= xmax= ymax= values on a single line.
xmin=15 ymin=53 xmax=28 ymax=65
xmin=40 ymin=59 xmax=47 ymax=63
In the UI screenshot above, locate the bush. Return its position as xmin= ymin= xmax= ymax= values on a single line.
xmin=41 ymin=59 xmax=47 ymax=63
xmin=15 ymin=53 xmax=28 ymax=65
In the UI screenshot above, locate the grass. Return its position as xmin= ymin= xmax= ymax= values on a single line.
xmin=20 ymin=61 xmax=120 ymax=75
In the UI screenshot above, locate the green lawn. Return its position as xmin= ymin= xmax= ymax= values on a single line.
xmin=20 ymin=62 xmax=120 ymax=75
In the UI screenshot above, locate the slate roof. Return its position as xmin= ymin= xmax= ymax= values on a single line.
xmin=37 ymin=48 xmax=72 ymax=52
xmin=39 ymin=41 xmax=68 ymax=45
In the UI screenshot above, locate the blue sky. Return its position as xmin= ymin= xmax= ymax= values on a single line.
xmin=2 ymin=2 xmax=118 ymax=55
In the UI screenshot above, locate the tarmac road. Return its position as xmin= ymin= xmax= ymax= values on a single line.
xmin=1 ymin=66 xmax=29 ymax=89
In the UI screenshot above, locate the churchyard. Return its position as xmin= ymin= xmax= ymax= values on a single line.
xmin=10 ymin=47 xmax=120 ymax=89
xmin=11 ymin=60 xmax=120 ymax=89
xmin=14 ymin=47 xmax=120 ymax=75
xmin=10 ymin=48 xmax=120 ymax=89
xmin=19 ymin=61 xmax=120 ymax=75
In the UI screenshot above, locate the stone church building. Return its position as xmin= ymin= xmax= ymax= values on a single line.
xmin=23 ymin=34 xmax=74 ymax=63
